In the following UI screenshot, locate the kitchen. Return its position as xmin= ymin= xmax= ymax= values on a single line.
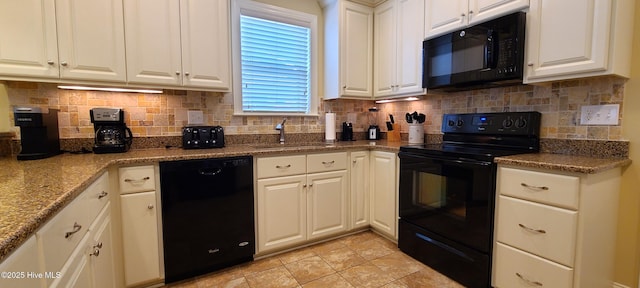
xmin=0 ymin=0 xmax=639 ymax=287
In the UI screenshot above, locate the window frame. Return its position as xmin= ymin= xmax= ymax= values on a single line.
xmin=231 ymin=0 xmax=319 ymax=116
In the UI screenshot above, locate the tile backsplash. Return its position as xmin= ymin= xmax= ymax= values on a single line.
xmin=2 ymin=76 xmax=626 ymax=141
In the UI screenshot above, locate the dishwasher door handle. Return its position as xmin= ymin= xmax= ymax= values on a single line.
xmin=199 ymin=168 xmax=223 ymax=176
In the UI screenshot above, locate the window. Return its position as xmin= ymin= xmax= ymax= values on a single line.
xmin=231 ymin=0 xmax=318 ymax=116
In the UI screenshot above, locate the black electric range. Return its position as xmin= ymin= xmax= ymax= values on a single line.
xmin=397 ymin=111 xmax=541 ymax=288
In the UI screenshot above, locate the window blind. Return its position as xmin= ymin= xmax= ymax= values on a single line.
xmin=240 ymin=15 xmax=311 ymax=113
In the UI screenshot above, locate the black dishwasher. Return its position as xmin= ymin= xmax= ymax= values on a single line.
xmin=159 ymin=156 xmax=254 ymax=283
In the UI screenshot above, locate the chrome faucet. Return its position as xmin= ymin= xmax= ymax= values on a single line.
xmin=276 ymin=118 xmax=286 ymax=144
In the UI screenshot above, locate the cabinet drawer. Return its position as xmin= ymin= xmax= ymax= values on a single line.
xmin=493 ymin=243 xmax=573 ymax=288
xmin=84 ymin=172 xmax=110 ymax=224
xmin=257 ymin=155 xmax=306 ymax=178
xmin=37 ymin=195 xmax=88 ymax=275
xmin=496 ymin=196 xmax=577 ymax=267
xmin=498 ymin=166 xmax=580 ymax=209
xmin=119 ymin=165 xmax=156 ymax=194
xmin=307 ymin=152 xmax=347 ymax=173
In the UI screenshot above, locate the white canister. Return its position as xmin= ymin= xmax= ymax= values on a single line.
xmin=408 ymin=123 xmax=424 ymax=144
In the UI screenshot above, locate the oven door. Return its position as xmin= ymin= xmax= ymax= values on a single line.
xmin=398 ymin=151 xmax=496 ymax=253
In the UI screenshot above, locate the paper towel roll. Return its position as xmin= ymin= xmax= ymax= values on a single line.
xmin=325 ymin=112 xmax=336 ymax=141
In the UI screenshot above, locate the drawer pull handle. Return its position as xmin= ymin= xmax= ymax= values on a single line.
xmin=90 ymin=247 xmax=101 ymax=257
xmin=322 ymin=160 xmax=335 ymax=165
xmin=515 ymin=272 xmax=543 ymax=286
xmin=520 ymin=183 xmax=549 ymax=190
xmin=518 ymin=223 xmax=546 ymax=234
xmin=124 ymin=176 xmax=150 ymax=183
xmin=276 ymin=164 xmax=291 ymax=169
xmin=65 ymin=222 xmax=82 ymax=238
xmin=98 ymin=191 xmax=108 ymax=199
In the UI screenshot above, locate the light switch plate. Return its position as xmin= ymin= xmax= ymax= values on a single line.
xmin=580 ymin=104 xmax=620 ymax=125
xmin=187 ymin=110 xmax=204 ymax=125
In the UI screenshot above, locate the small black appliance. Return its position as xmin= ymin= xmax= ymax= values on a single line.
xmin=13 ymin=107 xmax=61 ymax=160
xmin=367 ymin=125 xmax=380 ymax=140
xmin=90 ymin=108 xmax=132 ymax=154
xmin=182 ymin=126 xmax=225 ymax=149
xmin=341 ymin=122 xmax=354 ymax=141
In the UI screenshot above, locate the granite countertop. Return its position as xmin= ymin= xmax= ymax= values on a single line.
xmin=494 ymin=153 xmax=632 ymax=174
xmin=0 ymin=140 xmax=631 ymax=262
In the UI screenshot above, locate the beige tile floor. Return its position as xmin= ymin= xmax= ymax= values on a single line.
xmin=165 ymin=231 xmax=464 ymax=288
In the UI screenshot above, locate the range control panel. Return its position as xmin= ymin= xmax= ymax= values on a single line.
xmin=442 ymin=112 xmax=541 ymax=136
xmin=182 ymin=126 xmax=225 ymax=149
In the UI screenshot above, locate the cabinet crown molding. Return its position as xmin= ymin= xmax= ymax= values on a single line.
xmin=318 ymin=0 xmax=385 ymax=8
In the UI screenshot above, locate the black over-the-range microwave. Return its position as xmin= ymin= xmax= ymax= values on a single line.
xmin=423 ymin=12 xmax=526 ymax=91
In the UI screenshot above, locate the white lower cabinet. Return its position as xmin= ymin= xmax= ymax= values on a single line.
xmin=349 ymin=151 xmax=370 ymax=230
xmin=0 ymin=236 xmax=43 ymax=288
xmin=369 ymin=151 xmax=398 ymax=239
xmin=87 ymin=204 xmax=116 ymax=288
xmin=256 ymin=152 xmax=348 ymax=254
xmin=492 ymin=165 xmax=622 ymax=288
xmin=118 ymin=165 xmax=161 ymax=287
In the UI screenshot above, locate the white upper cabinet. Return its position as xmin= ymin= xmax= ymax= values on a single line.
xmin=373 ymin=0 xmax=425 ymax=98
xmin=425 ymin=0 xmax=529 ymax=39
xmin=56 ymin=0 xmax=127 ymax=82
xmin=523 ymin=0 xmax=634 ymax=83
xmin=124 ymin=0 xmax=231 ymax=90
xmin=0 ymin=0 xmax=58 ymax=79
xmin=323 ymin=0 xmax=374 ymax=99
xmin=0 ymin=0 xmax=127 ymax=82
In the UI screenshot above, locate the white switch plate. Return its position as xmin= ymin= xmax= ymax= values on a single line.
xmin=187 ymin=110 xmax=204 ymax=124
xmin=580 ymin=104 xmax=620 ymax=125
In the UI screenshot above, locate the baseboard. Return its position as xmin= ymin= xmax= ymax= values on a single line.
xmin=613 ymin=282 xmax=631 ymax=288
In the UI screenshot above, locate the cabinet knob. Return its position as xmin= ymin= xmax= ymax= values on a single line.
xmin=468 ymin=10 xmax=473 ymax=15
xmin=303 ymin=184 xmax=307 ymax=188
xmin=342 ymin=85 xmax=346 ymax=89
xmin=47 ymin=60 xmax=54 ymax=65
xmin=176 ymin=71 xmax=181 ymax=75
xmin=308 ymin=183 xmax=313 ymax=187
xmin=148 ymin=204 xmax=154 ymax=209
xmin=461 ymin=13 xmax=465 ymax=17
xmin=90 ymin=248 xmax=100 ymax=257
xmin=185 ymin=72 xmax=190 ymax=76
xmin=527 ymin=63 xmax=534 ymax=67
xmin=60 ymin=61 xmax=68 ymax=66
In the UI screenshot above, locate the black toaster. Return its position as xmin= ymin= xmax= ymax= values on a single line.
xmin=182 ymin=126 xmax=225 ymax=149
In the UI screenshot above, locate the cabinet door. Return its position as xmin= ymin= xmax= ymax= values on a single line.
xmin=468 ymin=0 xmax=529 ymax=25
xmin=180 ymin=0 xmax=231 ymax=90
xmin=340 ymin=1 xmax=373 ymax=98
xmin=370 ymin=151 xmax=397 ymax=239
xmin=424 ymin=0 xmax=467 ymax=39
xmin=395 ymin=0 xmax=425 ymax=95
xmin=55 ymin=0 xmax=126 ymax=82
xmin=120 ymin=192 xmax=161 ymax=286
xmin=0 ymin=0 xmax=58 ymax=79
xmin=89 ymin=205 xmax=116 ymax=288
xmin=124 ymin=0 xmax=182 ymax=86
xmin=0 ymin=236 xmax=43 ymax=288
xmin=524 ymin=0 xmax=611 ymax=82
xmin=307 ymin=170 xmax=348 ymax=240
xmin=350 ymin=151 xmax=370 ymax=230
xmin=373 ymin=1 xmax=397 ymax=97
xmin=257 ymin=175 xmax=307 ymax=253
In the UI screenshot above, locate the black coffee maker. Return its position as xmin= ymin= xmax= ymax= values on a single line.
xmin=341 ymin=122 xmax=354 ymax=141
xmin=13 ymin=107 xmax=61 ymax=160
xmin=90 ymin=108 xmax=133 ymax=154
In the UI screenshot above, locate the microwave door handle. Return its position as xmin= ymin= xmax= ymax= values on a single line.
xmin=484 ymin=29 xmax=498 ymax=69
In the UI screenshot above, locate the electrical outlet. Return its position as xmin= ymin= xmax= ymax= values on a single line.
xmin=580 ymin=104 xmax=620 ymax=125
xmin=187 ymin=110 xmax=204 ymax=125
